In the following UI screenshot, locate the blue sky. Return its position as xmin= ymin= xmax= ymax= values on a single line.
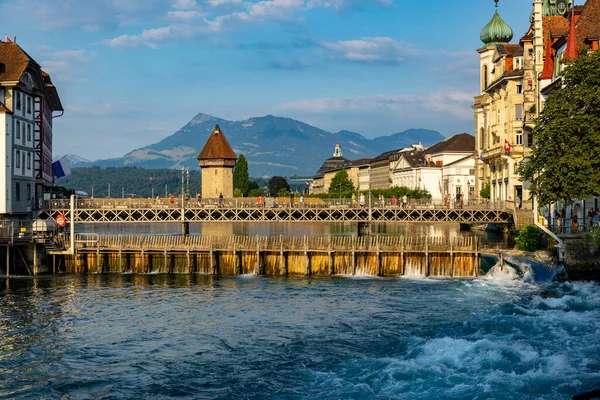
xmin=1 ymin=0 xmax=533 ymax=160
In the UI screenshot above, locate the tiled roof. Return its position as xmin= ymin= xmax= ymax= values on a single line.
xmin=197 ymin=125 xmax=237 ymax=161
xmin=543 ymin=16 xmax=570 ymax=49
xmin=578 ymin=0 xmax=600 ymax=47
xmin=424 ymin=133 xmax=475 ymax=155
xmin=0 ymin=42 xmax=36 ymax=82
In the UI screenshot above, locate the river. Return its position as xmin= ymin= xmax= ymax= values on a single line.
xmin=1 ymin=259 xmax=598 ymax=399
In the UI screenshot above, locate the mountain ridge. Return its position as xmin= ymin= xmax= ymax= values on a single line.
xmin=76 ymin=113 xmax=446 ymax=176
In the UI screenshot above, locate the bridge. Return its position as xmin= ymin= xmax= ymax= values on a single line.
xmin=39 ymin=198 xmax=514 ymax=224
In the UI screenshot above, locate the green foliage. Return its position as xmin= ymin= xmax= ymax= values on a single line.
xmin=268 ymin=176 xmax=290 ymax=197
xmin=480 ymin=183 xmax=491 ymax=199
xmin=587 ymin=226 xmax=600 ymax=247
xmin=278 ymin=188 xmax=290 ymax=196
xmin=248 ymin=188 xmax=264 ymax=197
xmin=233 ymin=188 xmax=243 ymax=197
xmin=55 ymin=166 xmax=201 ymax=198
xmin=248 ymin=181 xmax=260 ymax=192
xmin=519 ymin=50 xmax=600 ymax=204
xmin=233 ymin=154 xmax=250 ymax=196
xmin=515 ymin=225 xmax=542 ymax=252
xmin=360 ymin=186 xmax=431 ymax=200
xmin=328 ymin=170 xmax=355 ymax=194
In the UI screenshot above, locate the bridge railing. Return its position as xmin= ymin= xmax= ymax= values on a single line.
xmin=49 ymin=198 xmax=510 ymax=211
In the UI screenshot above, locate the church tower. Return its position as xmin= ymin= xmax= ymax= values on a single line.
xmin=197 ymin=125 xmax=237 ymax=199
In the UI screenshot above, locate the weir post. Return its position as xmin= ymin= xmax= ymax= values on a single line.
xmin=304 ymin=236 xmax=311 ymax=276
xmin=33 ymin=244 xmax=38 ymax=276
xmin=328 ymin=236 xmax=333 ymax=275
xmin=425 ymin=238 xmax=430 ymax=277
xmin=376 ymin=242 xmax=382 ymax=276
xmin=400 ymin=237 xmax=405 ymax=276
xmin=6 ymin=246 xmax=9 ymax=278
xmin=450 ymin=239 xmax=455 ymax=278
xmin=475 ymin=238 xmax=480 ymax=277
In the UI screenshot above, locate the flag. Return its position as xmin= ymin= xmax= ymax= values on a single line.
xmin=504 ymin=139 xmax=511 ymax=153
xmin=4 ymin=35 xmax=12 ymax=43
xmin=52 ymin=156 xmax=71 ymax=178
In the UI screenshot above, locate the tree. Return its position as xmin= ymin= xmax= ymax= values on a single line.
xmin=328 ymin=170 xmax=354 ymax=194
xmin=268 ymin=176 xmax=289 ymax=196
xmin=519 ymin=50 xmax=600 ymax=204
xmin=480 ymin=183 xmax=491 ymax=199
xmin=233 ymin=154 xmax=250 ymax=196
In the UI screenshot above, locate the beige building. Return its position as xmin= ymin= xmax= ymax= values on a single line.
xmin=197 ymin=125 xmax=237 ymax=199
xmin=474 ymin=1 xmax=532 ymax=208
xmin=310 ymin=144 xmax=349 ymax=194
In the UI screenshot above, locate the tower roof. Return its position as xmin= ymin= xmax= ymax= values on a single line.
xmin=540 ymin=33 xmax=555 ymax=80
xmin=197 ymin=125 xmax=237 ymax=161
xmin=480 ymin=0 xmax=514 ymax=45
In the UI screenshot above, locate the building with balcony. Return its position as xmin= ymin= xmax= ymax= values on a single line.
xmin=0 ymin=41 xmax=63 ymax=217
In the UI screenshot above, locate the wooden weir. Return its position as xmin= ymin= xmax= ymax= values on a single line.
xmin=61 ymin=235 xmax=481 ymax=278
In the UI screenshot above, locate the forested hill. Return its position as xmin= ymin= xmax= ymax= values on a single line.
xmin=55 ymin=167 xmax=202 ymax=198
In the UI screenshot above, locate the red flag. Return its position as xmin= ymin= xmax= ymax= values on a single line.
xmin=504 ymin=139 xmax=511 ymax=153
xmin=4 ymin=35 xmax=12 ymax=43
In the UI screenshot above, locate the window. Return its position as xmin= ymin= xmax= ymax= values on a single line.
xmin=27 ymin=124 xmax=31 ymax=142
xmin=27 ymin=152 xmax=31 ymax=170
xmin=482 ymin=65 xmax=488 ymax=90
xmin=26 ymin=184 xmax=31 ymax=200
xmin=516 ymin=131 xmax=523 ymax=145
xmin=27 ymin=97 xmax=32 ymax=114
xmin=497 ymin=110 xmax=501 ymax=124
xmin=516 ymin=84 xmax=523 ymax=94
xmin=15 ymin=150 xmax=20 ymax=168
xmin=16 ymin=92 xmax=21 ymax=110
xmin=16 ymin=183 xmax=20 ymax=201
xmin=515 ymin=104 xmax=523 ymax=120
xmin=526 ymin=132 xmax=534 ymax=147
xmin=22 ymin=123 xmax=25 ymax=144
xmin=469 ymin=169 xmax=475 ymax=175
xmin=16 ymin=121 xmax=20 ymax=139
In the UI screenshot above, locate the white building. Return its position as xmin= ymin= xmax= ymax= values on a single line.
xmin=0 ymin=41 xmax=63 ymax=216
xmin=392 ymin=133 xmax=475 ymax=201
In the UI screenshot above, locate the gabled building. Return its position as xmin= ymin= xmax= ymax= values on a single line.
xmin=0 ymin=41 xmax=63 ymax=216
xmin=392 ymin=134 xmax=475 ymax=200
xmin=197 ymin=124 xmax=237 ymax=199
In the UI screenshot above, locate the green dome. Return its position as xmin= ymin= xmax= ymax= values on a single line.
xmin=480 ymin=9 xmax=514 ymax=45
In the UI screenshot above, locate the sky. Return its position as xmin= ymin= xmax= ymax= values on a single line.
xmin=0 ymin=0 xmax=534 ymax=160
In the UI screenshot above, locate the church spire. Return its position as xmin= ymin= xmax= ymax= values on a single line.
xmin=564 ymin=4 xmax=578 ymax=60
xmin=540 ymin=33 xmax=555 ymax=80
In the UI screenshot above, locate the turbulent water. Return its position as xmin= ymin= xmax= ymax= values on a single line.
xmin=1 ymin=265 xmax=599 ymax=399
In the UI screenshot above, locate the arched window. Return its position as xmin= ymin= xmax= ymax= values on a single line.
xmin=482 ymin=65 xmax=488 ymax=91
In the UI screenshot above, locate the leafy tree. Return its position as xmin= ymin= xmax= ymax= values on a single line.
xmin=515 ymin=225 xmax=542 ymax=252
xmin=233 ymin=154 xmax=250 ymax=196
xmin=233 ymin=188 xmax=243 ymax=198
xmin=519 ymin=50 xmax=600 ymax=204
xmin=480 ymin=183 xmax=491 ymax=199
xmin=248 ymin=181 xmax=259 ymax=192
xmin=268 ymin=176 xmax=290 ymax=196
xmin=248 ymin=188 xmax=264 ymax=197
xmin=328 ymin=170 xmax=355 ymax=194
xmin=278 ymin=188 xmax=290 ymax=197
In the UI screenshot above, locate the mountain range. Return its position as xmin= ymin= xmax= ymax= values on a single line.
xmin=74 ymin=113 xmax=446 ymax=177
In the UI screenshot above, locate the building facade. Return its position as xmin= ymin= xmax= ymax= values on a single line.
xmin=197 ymin=125 xmax=237 ymax=199
xmin=0 ymin=42 xmax=63 ymax=217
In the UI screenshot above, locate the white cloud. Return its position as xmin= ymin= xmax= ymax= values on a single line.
xmin=40 ymin=49 xmax=95 ymax=85
xmin=279 ymin=91 xmax=474 ymax=120
xmin=172 ymin=0 xmax=198 ymax=9
xmin=66 ymin=101 xmax=142 ymax=117
xmin=321 ymin=37 xmax=421 ymax=64
xmin=167 ymin=10 xmax=204 ymax=20
xmin=307 ymin=0 xmax=391 ymax=10
xmin=207 ymin=0 xmax=243 ymax=6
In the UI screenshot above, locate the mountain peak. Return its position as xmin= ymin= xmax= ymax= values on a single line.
xmin=190 ymin=113 xmax=221 ymax=125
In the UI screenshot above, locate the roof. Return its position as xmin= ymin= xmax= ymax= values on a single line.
xmin=577 ymin=0 xmax=600 ymax=47
xmin=424 ymin=133 xmax=475 ymax=155
xmin=543 ymin=16 xmax=570 ymax=49
xmin=197 ymin=125 xmax=237 ymax=161
xmin=0 ymin=42 xmax=35 ymax=82
xmin=444 ymin=153 xmax=476 ymax=167
xmin=42 ymin=70 xmax=63 ymax=111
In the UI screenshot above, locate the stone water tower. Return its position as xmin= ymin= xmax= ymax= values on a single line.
xmin=197 ymin=125 xmax=237 ymax=199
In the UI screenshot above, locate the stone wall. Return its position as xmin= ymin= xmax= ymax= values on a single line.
xmin=563 ymin=237 xmax=600 ymax=280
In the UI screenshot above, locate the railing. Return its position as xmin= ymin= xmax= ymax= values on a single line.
xmin=544 ymin=218 xmax=600 ymax=234
xmin=0 ymin=220 xmax=34 ymax=242
xmin=48 ymin=197 xmax=509 ymax=211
